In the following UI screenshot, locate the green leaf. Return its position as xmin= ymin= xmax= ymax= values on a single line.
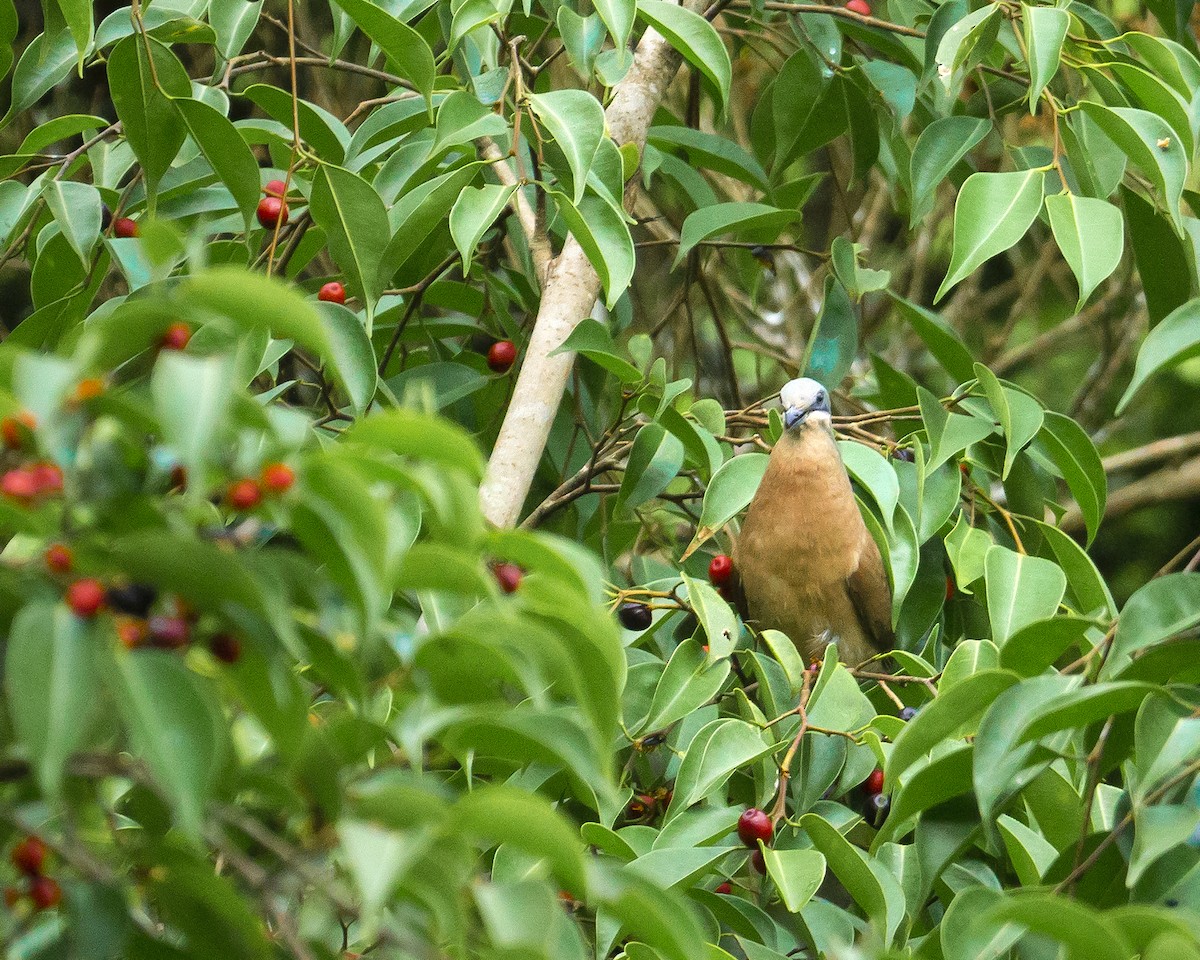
xmin=106 ymin=650 xmax=226 ymax=836
xmin=328 ymin=0 xmax=435 ymax=112
xmin=647 ymin=126 xmax=768 ymax=191
xmin=5 ymin=603 xmax=96 ymax=797
xmin=344 ymin=408 xmax=485 ymax=480
xmin=554 ymin=190 xmax=635 ymax=309
xmin=688 ymin=452 xmax=770 ymax=551
xmin=309 ymin=165 xmax=390 ymax=333
xmin=908 ymin=116 xmax=990 ymax=225
xmin=0 ymin=0 xmax=16 ymax=86
xmin=616 ymin=423 xmax=685 ymax=515
xmin=684 ymin=574 xmax=739 ymax=660
xmin=918 ymin=386 xmax=994 ymax=472
xmin=984 ymin=545 xmax=1067 ymax=645
xmin=530 ymin=90 xmax=606 ymax=206
xmin=889 ymin=294 xmax=976 ymax=382
xmin=1106 ymin=572 xmax=1200 ymax=675
xmin=339 ymin=821 xmax=428 ymax=913
xmin=674 ymin=202 xmax=796 ymax=267
xmin=315 ymin=300 xmax=378 ymax=415
xmin=241 ymin=84 xmax=348 ymax=164
xmin=450 ymin=183 xmax=516 ymax=272
xmin=639 ymin=639 xmax=731 ymax=734
xmin=839 ymin=441 xmax=898 ymax=534
xmin=998 ymin=615 xmax=1094 ymax=677
xmin=1023 ymin=6 xmax=1069 ymax=110
xmin=106 ymin=36 xmax=190 ymax=210
xmin=554 ymin=317 xmax=643 ymax=383
xmin=935 ymin=170 xmax=1045 ymax=302
xmin=456 ymin=786 xmax=587 ymax=894
xmin=799 ymin=813 xmax=903 ymax=942
xmin=174 ymin=96 xmax=261 ymax=231
xmin=803 ymin=276 xmax=857 ymax=389
xmin=1046 ymin=193 xmax=1124 ymax=311
xmin=1117 ymin=299 xmax=1200 ymax=413
xmin=761 ymin=848 xmax=826 ymax=912
xmin=1036 ymin=411 xmax=1106 ymax=545
xmin=1079 ymin=102 xmax=1186 ymax=228
xmin=888 ymin=669 xmax=1019 ymax=782
xmin=973 ymin=365 xmax=1043 ymax=480
xmin=595 ymin=0 xmax=635 ymax=47
xmin=933 ymin=4 xmax=1001 ymax=90
xmin=636 ymin=0 xmax=731 ymax=109
xmin=666 ymin=718 xmax=772 ymax=817
xmin=1017 ymin=681 xmax=1158 ymax=742
xmin=977 ymin=891 xmax=1133 ymax=960
xmin=3 ymin=28 xmax=77 ymax=128
xmin=997 ymin=814 xmax=1059 ymax=884
xmin=771 ymin=48 xmax=833 ymax=172
xmin=152 ymin=352 xmax=235 ymax=481
xmin=558 ymin=8 xmax=606 ymax=76
xmin=43 ymin=179 xmax=101 ymax=264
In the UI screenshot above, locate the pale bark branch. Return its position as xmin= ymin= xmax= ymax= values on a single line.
xmin=477 ymin=135 xmax=552 ymax=279
xmin=479 ymin=3 xmax=702 ymax=527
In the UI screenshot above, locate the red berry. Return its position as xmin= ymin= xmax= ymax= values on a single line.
xmin=11 ymin=837 xmax=46 ymax=876
xmin=161 ymin=323 xmax=192 ymax=351
xmin=864 ymin=768 xmax=885 ymax=795
xmin=28 ymin=875 xmax=60 ymax=910
xmin=715 ymin=882 xmax=732 ymax=894
xmin=169 ymin=464 xmax=188 ymax=491
xmin=487 ymin=340 xmax=517 ymax=374
xmin=2 ymin=469 xmax=39 ymax=502
xmin=256 ymin=196 xmax=289 ymax=230
xmin=846 ymin=0 xmax=871 ymax=14
xmin=493 ymin=562 xmax=523 ymax=593
xmin=44 ymin=543 xmax=72 ymax=573
xmin=945 ymin=575 xmax=955 ymax=601
xmin=318 ymin=281 xmax=346 ymax=305
xmin=31 ymin=462 xmax=63 ymax=496
xmin=3 ymin=886 xmax=20 ymax=908
xmin=227 ymin=478 xmax=262 ymax=511
xmin=67 ymin=578 xmax=105 ymax=618
xmin=737 ymin=808 xmax=773 ymax=847
xmin=113 ymin=217 xmax=139 ymax=239
xmin=263 ymin=179 xmax=288 ymax=198
xmin=148 ymin=615 xmax=190 ymax=650
xmin=1 ymin=411 xmax=35 ymax=450
xmin=260 ymin=462 xmax=295 ymax=494
xmin=708 ymin=554 xmax=734 ymax=587
xmin=209 ymin=633 xmax=242 ymax=664
xmin=750 ymin=849 xmax=766 ymax=874
xmin=72 ymin=377 xmax=105 ymax=403
xmin=116 ymin=618 xmax=149 ymax=650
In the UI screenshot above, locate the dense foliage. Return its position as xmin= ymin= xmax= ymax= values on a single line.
xmin=2 ymin=0 xmax=1200 ymax=956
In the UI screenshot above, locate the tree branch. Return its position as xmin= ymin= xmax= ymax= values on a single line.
xmin=478 ymin=1 xmax=704 ymax=527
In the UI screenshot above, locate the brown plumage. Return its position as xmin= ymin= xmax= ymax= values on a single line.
xmin=733 ymin=378 xmax=894 ymax=666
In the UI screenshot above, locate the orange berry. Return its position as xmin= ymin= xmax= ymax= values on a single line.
xmin=72 ymin=378 xmax=105 ymax=403
xmin=116 ymin=618 xmax=149 ymax=650
xmin=260 ymin=462 xmax=295 ymax=494
xmin=161 ymin=323 xmax=192 ymax=351
xmin=1 ymin=411 xmax=36 ymax=450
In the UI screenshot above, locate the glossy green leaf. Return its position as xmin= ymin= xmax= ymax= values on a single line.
xmin=888 ymin=669 xmax=1019 ymax=781
xmin=647 ymin=126 xmax=768 ymax=191
xmin=839 ymin=441 xmax=898 ymax=534
xmin=667 ymin=718 xmax=772 ymax=817
xmin=595 ymin=0 xmax=635 ymax=47
xmin=689 ymin=452 xmax=769 ymax=550
xmin=329 ymin=0 xmax=435 ymax=111
xmin=1037 ymin=411 xmax=1106 ymax=545
xmin=1079 ymin=102 xmax=1186 ymax=228
xmin=530 ymin=91 xmax=605 ymax=206
xmin=1106 ymin=572 xmax=1200 ymax=675
xmin=1017 ymin=681 xmax=1158 ymax=742
xmin=5 ymin=602 xmax=96 ymax=797
xmin=106 ymin=36 xmax=190 ymax=210
xmin=1046 ymin=193 xmax=1124 ymax=311
xmin=616 ymin=423 xmax=685 ymax=515
xmin=107 ymin=650 xmax=226 ymax=836
xmin=936 ymin=170 xmax=1045 ymax=301
xmin=636 ymin=0 xmax=731 ymax=108
xmin=1118 ymin=299 xmax=1200 ymax=413
xmin=675 ymin=203 xmax=796 ymax=267
xmin=803 ymin=276 xmax=857 ymax=389
xmin=1023 ymin=6 xmax=1069 ymax=110
xmin=450 ymin=183 xmax=516 ymax=272
xmin=315 ymin=300 xmax=377 ymax=414
xmin=762 ymin=848 xmax=826 ymax=912
xmin=908 ymin=116 xmax=991 ymax=225
xmin=309 ymin=165 xmax=390 ymax=332
xmin=174 ymin=96 xmax=261 ymax=230
xmin=553 ymin=190 xmax=635 ymax=309
xmin=43 ymin=179 xmax=101 ymax=264
xmin=985 ymin=545 xmax=1067 ymax=645
xmin=639 ymin=639 xmax=731 ymax=734
xmin=152 ymin=352 xmax=235 ymax=480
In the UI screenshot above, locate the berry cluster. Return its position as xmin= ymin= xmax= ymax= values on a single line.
xmin=226 ymin=462 xmax=297 ymax=512
xmin=5 ymin=837 xmax=60 ymax=913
